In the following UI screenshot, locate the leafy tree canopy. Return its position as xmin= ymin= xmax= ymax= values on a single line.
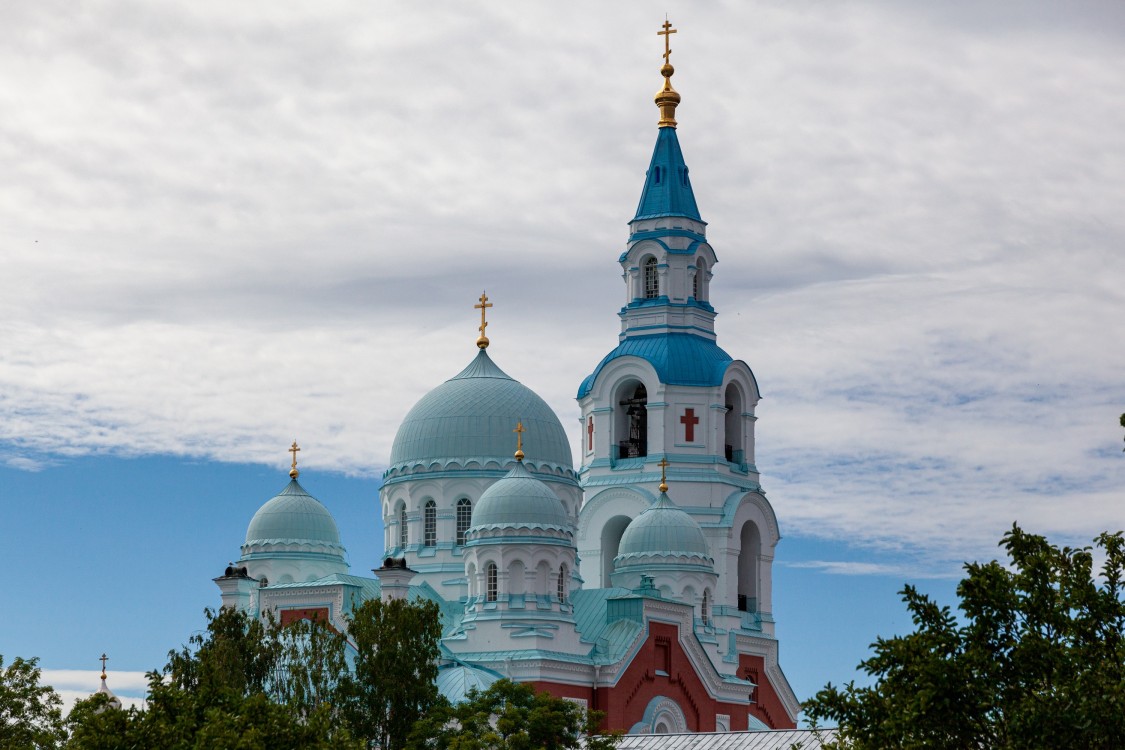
xmin=805 ymin=525 xmax=1125 ymax=750
xmin=339 ymin=597 xmax=444 ymax=750
xmin=0 ymin=654 xmax=66 ymax=750
xmin=407 ymin=678 xmax=619 ymax=750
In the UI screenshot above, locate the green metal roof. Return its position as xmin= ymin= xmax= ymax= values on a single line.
xmin=245 ymin=479 xmax=345 ymax=552
xmin=388 ymin=349 xmax=575 ymax=476
xmin=436 ymin=663 xmax=502 ymax=704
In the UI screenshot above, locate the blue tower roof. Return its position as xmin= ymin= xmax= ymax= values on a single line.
xmin=632 ymin=126 xmax=703 ymax=223
xmin=577 ymin=333 xmax=733 ymax=398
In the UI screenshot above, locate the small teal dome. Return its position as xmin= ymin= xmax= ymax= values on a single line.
xmin=388 ymin=350 xmax=574 ymax=477
xmin=436 ymin=663 xmax=501 ymax=704
xmin=469 ymin=461 xmax=568 ymax=531
xmin=245 ymin=480 xmax=344 ymax=551
xmin=616 ymin=493 xmax=711 ymax=563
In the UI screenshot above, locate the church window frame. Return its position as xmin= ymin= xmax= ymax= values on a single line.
xmin=486 ymin=562 xmax=498 ymax=602
xmin=643 ymin=256 xmax=659 ymax=299
xmin=702 ymin=589 xmax=711 ymax=625
xmin=455 ymin=498 xmax=472 ymax=546
xmin=423 ymin=500 xmax=437 ymax=547
xmin=398 ymin=503 xmax=408 ymax=548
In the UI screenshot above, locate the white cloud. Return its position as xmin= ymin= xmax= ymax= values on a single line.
xmin=1 ymin=0 xmax=1123 ymax=575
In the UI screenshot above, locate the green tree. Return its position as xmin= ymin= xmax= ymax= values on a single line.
xmin=65 ymin=607 xmax=360 ymax=750
xmin=407 ymin=679 xmax=619 ymax=750
xmin=804 ymin=525 xmax=1125 ymax=750
xmin=339 ymin=597 xmax=443 ymax=750
xmin=0 ymin=654 xmax=66 ymax=750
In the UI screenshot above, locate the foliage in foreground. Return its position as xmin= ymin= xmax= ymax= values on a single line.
xmin=66 ymin=598 xmax=444 ymax=749
xmin=804 ymin=525 xmax=1125 ymax=750
xmin=408 ymin=678 xmax=620 ymax=750
xmin=0 ymin=654 xmax=66 ymax=750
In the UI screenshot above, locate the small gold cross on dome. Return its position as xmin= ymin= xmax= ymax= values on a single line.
xmin=474 ymin=291 xmax=493 ymax=349
xmin=513 ymin=421 xmax=526 ymax=461
xmin=658 ymin=456 xmax=670 ymax=492
xmin=99 ymin=653 xmax=108 ymax=679
xmin=289 ymin=441 xmax=301 ymax=479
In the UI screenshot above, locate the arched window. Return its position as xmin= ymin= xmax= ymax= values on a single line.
xmin=738 ymin=521 xmax=761 ymax=612
xmin=724 ymin=383 xmax=744 ymax=464
xmin=486 ymin=562 xmax=498 ymax=602
xmin=643 ymin=257 xmax=659 ymax=299
xmin=557 ymin=563 xmax=569 ymax=604
xmin=702 ymin=589 xmax=710 ymax=625
xmin=617 ymin=381 xmax=648 ymax=459
xmin=398 ymin=504 xmax=408 ymax=548
xmin=456 ymin=498 xmax=472 ymax=546
xmin=694 ymin=259 xmax=706 ymax=300
xmin=423 ymin=500 xmax=437 ymax=547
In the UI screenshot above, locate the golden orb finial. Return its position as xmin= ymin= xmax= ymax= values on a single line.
xmin=99 ymin=653 xmax=108 ymax=681
xmin=474 ymin=291 xmax=493 ymax=349
xmin=658 ymin=456 xmax=670 ymax=493
xmin=513 ymin=421 xmax=526 ymax=462
xmin=288 ymin=441 xmax=301 ymax=479
xmin=655 ymin=19 xmax=680 ymax=128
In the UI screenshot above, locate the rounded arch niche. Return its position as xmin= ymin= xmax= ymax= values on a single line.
xmin=615 ymin=380 xmax=648 ymax=459
xmin=737 ymin=520 xmax=761 ymax=612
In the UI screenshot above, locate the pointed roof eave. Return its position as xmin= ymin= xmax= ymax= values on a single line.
xmin=631 ymin=127 xmax=704 ymax=223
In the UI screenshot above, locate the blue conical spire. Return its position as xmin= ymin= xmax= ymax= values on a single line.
xmin=632 ymin=117 xmax=703 ymax=223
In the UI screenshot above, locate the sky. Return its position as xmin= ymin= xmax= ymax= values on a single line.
xmin=2 ymin=0 xmax=1124 ymax=716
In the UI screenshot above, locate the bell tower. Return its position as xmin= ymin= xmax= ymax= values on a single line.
xmin=575 ymin=26 xmax=779 ymax=642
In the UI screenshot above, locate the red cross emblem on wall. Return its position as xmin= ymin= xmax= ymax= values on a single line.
xmin=680 ymin=408 xmax=700 ymax=442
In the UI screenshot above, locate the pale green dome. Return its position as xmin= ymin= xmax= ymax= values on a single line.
xmin=387 ymin=350 xmax=574 ymax=478
xmin=616 ymin=493 xmax=711 ymax=565
xmin=436 ymin=663 xmax=501 ymax=705
xmin=244 ymin=480 xmax=344 ymax=553
xmin=469 ymin=461 xmax=568 ymax=531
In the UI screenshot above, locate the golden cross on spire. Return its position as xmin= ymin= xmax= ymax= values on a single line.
xmin=99 ymin=653 xmax=108 ymax=680
xmin=513 ymin=421 xmax=526 ymax=462
xmin=474 ymin=291 xmax=493 ymax=350
xmin=658 ymin=456 xmax=670 ymax=493
xmin=658 ymin=19 xmax=677 ymax=64
xmin=654 ymin=19 xmax=681 ymax=128
xmin=289 ymin=441 xmax=300 ymax=479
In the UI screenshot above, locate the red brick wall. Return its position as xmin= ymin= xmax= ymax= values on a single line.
xmin=530 ymin=622 xmax=795 ymax=732
xmin=279 ymin=607 xmax=331 ymax=627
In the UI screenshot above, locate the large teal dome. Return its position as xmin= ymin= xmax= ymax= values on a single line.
xmin=387 ymin=350 xmax=574 ymax=477
xmin=469 ymin=461 xmax=569 ymax=531
xmin=616 ymin=492 xmax=711 ymax=564
xmin=244 ymin=480 xmax=344 ymax=551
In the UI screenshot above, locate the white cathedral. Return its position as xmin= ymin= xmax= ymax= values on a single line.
xmin=215 ymin=24 xmax=801 ymax=734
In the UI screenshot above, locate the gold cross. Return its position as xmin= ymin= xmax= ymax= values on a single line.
xmin=99 ymin=653 xmax=108 ymax=679
xmin=514 ymin=421 xmax=526 ymax=461
xmin=474 ymin=291 xmax=493 ymax=349
xmin=289 ymin=441 xmax=300 ymax=478
xmin=658 ymin=19 xmax=677 ymax=64
xmin=658 ymin=456 xmax=670 ymax=492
